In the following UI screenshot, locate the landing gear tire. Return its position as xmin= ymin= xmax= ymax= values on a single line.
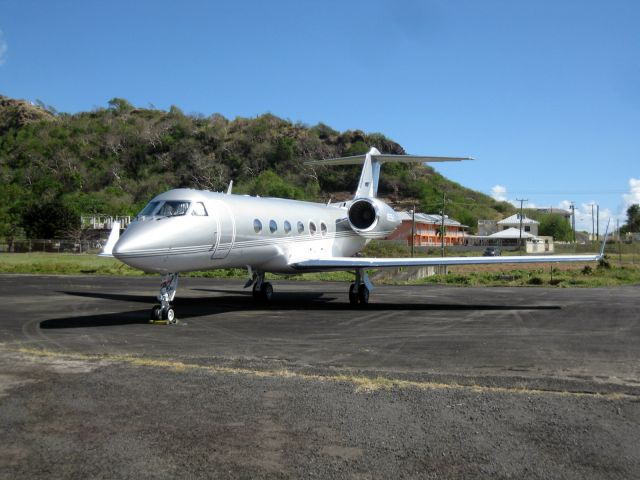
xmin=162 ymin=307 xmax=176 ymax=323
xmin=253 ymin=281 xmax=273 ymax=303
xmin=150 ymin=305 xmax=162 ymax=320
xmin=358 ymin=284 xmax=370 ymax=306
xmin=262 ymin=282 xmax=273 ymax=303
xmin=162 ymin=307 xmax=176 ymax=324
xmin=349 ymin=283 xmax=359 ymax=305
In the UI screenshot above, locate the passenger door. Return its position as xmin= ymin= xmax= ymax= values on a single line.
xmin=211 ymin=200 xmax=236 ymax=259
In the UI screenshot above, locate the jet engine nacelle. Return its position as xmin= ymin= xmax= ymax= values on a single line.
xmin=347 ymin=198 xmax=401 ymax=239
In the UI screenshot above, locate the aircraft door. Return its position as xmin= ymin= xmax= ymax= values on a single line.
xmin=211 ymin=200 xmax=236 ymax=259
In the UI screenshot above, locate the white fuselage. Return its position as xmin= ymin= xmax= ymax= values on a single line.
xmin=113 ymin=189 xmax=375 ymax=274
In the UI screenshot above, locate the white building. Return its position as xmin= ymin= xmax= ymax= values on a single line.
xmin=497 ymin=213 xmax=539 ymax=236
xmin=472 ymin=214 xmax=552 ymax=252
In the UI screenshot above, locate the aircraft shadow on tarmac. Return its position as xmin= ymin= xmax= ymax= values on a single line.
xmin=38 ymin=290 xmax=561 ymax=329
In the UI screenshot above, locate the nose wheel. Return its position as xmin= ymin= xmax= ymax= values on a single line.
xmin=150 ymin=273 xmax=179 ymax=324
xmin=150 ymin=305 xmax=176 ymax=324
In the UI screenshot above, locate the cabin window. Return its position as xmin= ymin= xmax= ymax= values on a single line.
xmin=137 ymin=201 xmax=160 ymax=219
xmin=191 ymin=202 xmax=208 ymax=216
xmin=157 ymin=201 xmax=190 ymax=217
xmin=297 ymin=221 xmax=304 ymax=234
xmin=320 ymin=222 xmax=327 ymax=236
xmin=269 ymin=220 xmax=277 ymax=233
xmin=254 ymin=219 xmax=262 ymax=233
xmin=309 ymin=221 xmax=317 ymax=235
xmin=284 ymin=220 xmax=291 ymax=234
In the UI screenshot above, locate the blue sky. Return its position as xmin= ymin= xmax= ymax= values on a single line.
xmin=1 ymin=0 xmax=638 ymax=231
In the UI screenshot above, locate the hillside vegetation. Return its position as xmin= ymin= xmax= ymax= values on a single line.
xmin=0 ymin=95 xmax=515 ymax=240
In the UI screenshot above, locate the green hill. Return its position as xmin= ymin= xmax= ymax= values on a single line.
xmin=0 ymin=95 xmax=514 ymax=239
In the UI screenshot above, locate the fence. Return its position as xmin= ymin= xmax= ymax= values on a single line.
xmin=0 ymin=239 xmax=104 ymax=254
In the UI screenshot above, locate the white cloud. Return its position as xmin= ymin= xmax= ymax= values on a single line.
xmin=623 ymin=178 xmax=640 ymax=208
xmin=490 ymin=185 xmax=507 ymax=202
xmin=557 ymin=200 xmax=572 ymax=211
xmin=0 ymin=30 xmax=7 ymax=65
xmin=490 ymin=184 xmax=537 ymax=208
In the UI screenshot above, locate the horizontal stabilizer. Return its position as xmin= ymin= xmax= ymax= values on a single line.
xmin=305 ymin=147 xmax=473 ymax=198
xmin=305 ymin=153 xmax=473 ymax=166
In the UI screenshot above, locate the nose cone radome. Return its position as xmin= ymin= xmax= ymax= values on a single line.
xmin=112 ymin=236 xmax=134 ymax=258
xmin=112 ymin=220 xmax=168 ymax=260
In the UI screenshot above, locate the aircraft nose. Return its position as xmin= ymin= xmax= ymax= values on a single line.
xmin=112 ymin=236 xmax=132 ymax=257
xmin=112 ymin=222 xmax=156 ymax=258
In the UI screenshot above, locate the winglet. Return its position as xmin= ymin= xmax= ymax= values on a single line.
xmin=226 ymin=180 xmax=233 ymax=195
xmin=98 ymin=221 xmax=121 ymax=257
xmin=599 ymin=219 xmax=610 ymax=258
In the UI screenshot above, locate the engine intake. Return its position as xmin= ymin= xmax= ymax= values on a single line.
xmin=347 ymin=198 xmax=401 ymax=238
xmin=348 ymin=199 xmax=378 ymax=231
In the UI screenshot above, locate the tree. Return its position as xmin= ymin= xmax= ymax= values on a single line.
xmin=538 ymin=214 xmax=572 ymax=241
xmin=248 ymin=170 xmax=304 ymax=200
xmin=107 ymin=97 xmax=134 ymax=114
xmin=621 ymin=204 xmax=640 ymax=234
xmin=21 ymin=201 xmax=80 ymax=239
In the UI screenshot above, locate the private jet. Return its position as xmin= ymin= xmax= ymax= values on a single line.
xmin=102 ymin=148 xmax=603 ymax=323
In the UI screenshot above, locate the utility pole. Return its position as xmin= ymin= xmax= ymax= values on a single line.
xmin=440 ymin=192 xmax=446 ymax=257
xmin=570 ymin=202 xmax=576 ymax=243
xmin=617 ymin=219 xmax=622 ymax=264
xmin=410 ymin=205 xmax=415 ymax=258
xmin=516 ymin=198 xmax=527 ymax=254
xmin=591 ymin=204 xmax=595 ymax=244
xmin=596 ymin=204 xmax=600 ymax=241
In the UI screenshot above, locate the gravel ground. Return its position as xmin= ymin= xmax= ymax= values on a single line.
xmin=1 ymin=276 xmax=639 ymax=479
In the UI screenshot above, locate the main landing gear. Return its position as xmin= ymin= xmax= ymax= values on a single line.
xmin=150 ymin=273 xmax=178 ymax=324
xmin=249 ymin=270 xmax=273 ymax=303
xmin=349 ymin=268 xmax=372 ymax=306
xmin=244 ymin=267 xmax=273 ymax=303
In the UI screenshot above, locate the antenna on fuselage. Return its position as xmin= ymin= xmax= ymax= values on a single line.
xmin=226 ymin=180 xmax=233 ymax=195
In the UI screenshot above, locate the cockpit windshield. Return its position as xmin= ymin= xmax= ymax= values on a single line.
xmin=136 ymin=200 xmax=191 ymax=220
xmin=136 ymin=201 xmax=160 ymax=219
xmin=156 ymin=201 xmax=191 ymax=217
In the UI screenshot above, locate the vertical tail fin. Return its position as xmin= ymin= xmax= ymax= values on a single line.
xmin=355 ymin=147 xmax=382 ymax=198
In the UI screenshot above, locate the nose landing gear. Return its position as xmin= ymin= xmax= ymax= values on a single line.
xmin=150 ymin=273 xmax=178 ymax=324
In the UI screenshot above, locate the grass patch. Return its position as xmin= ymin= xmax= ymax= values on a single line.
xmin=0 ymin=253 xmax=353 ymax=282
xmin=417 ymin=263 xmax=640 ymax=288
xmin=1 ymin=252 xmax=639 ymax=287
xmin=0 ymin=253 xmax=145 ymax=276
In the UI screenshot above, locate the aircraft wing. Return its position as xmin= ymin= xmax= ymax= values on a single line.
xmin=290 ymin=254 xmax=601 ymax=272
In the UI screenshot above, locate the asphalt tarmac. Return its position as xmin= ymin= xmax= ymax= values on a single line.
xmin=1 ymin=275 xmax=639 ymax=479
